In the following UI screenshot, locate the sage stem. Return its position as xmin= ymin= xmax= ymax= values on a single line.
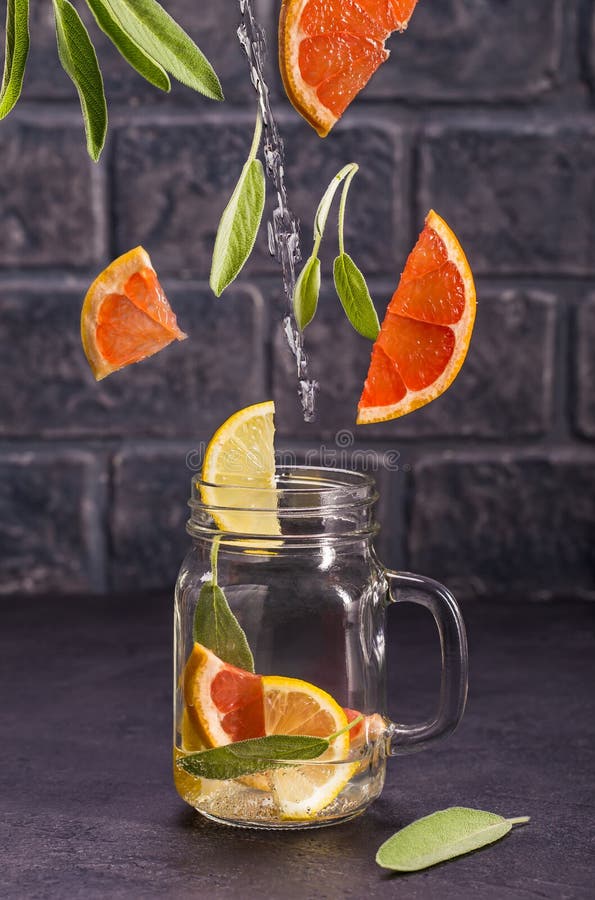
xmin=337 ymin=164 xmax=359 ymax=256
xmin=210 ymin=535 xmax=221 ymax=585
xmin=248 ymin=106 xmax=263 ymax=163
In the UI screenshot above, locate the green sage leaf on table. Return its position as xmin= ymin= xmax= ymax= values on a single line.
xmin=376 ymin=807 xmax=530 ymax=873
xmin=193 ymin=582 xmax=255 ymax=673
xmin=177 ymin=734 xmax=330 ymax=781
xmin=102 ymin=0 xmax=223 ymax=100
xmin=333 ymin=253 xmax=380 ymax=340
xmin=210 ymin=110 xmax=266 ymax=297
xmin=293 ymin=255 xmax=321 ymax=331
xmin=86 ymin=0 xmax=170 ymax=92
xmin=0 ymin=0 xmax=29 ymax=120
xmin=53 ymin=0 xmax=107 ymax=162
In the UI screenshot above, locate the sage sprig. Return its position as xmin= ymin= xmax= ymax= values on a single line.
xmin=210 ymin=108 xmax=266 ymax=297
xmin=86 ymin=0 xmax=170 ymax=93
xmin=376 ymin=807 xmax=530 ymax=873
xmin=192 ymin=537 xmax=255 ymax=672
xmin=177 ymin=715 xmax=363 ymax=781
xmin=293 ymin=163 xmax=378 ymax=338
xmin=293 ymin=163 xmax=357 ymax=331
xmin=333 ymin=166 xmax=380 ymax=340
xmin=98 ymin=0 xmax=223 ymax=100
xmin=1 ymin=0 xmax=222 ymax=159
xmin=0 ymin=0 xmax=29 ymax=120
xmin=53 ymin=0 xmax=107 ymax=162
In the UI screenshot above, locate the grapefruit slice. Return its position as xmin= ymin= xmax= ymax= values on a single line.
xmin=279 ymin=0 xmax=420 ymax=136
xmin=183 ymin=642 xmax=265 ymax=747
xmin=262 ymin=675 xmax=357 ymax=820
xmin=81 ymin=246 xmax=187 ymax=380
xmin=357 ymin=210 xmax=476 ymax=424
xmin=344 ymin=707 xmax=385 ymax=751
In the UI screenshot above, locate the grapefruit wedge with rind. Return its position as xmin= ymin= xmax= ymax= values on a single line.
xmin=262 ymin=675 xmax=358 ymax=820
xmin=81 ymin=246 xmax=187 ymax=381
xmin=357 ymin=210 xmax=476 ymax=424
xmin=279 ymin=0 xmax=420 ymax=137
xmin=183 ymin=642 xmax=265 ymax=747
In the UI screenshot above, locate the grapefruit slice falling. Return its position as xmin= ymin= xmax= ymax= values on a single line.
xmin=357 ymin=210 xmax=476 ymax=424
xmin=81 ymin=246 xmax=187 ymax=380
xmin=279 ymin=0 xmax=420 ymax=136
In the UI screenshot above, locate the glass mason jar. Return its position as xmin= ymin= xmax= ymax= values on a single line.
xmin=174 ymin=466 xmax=468 ymax=829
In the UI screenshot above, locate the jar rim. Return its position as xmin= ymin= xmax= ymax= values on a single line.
xmin=191 ymin=465 xmax=376 ymax=508
xmin=187 ymin=465 xmax=379 ymax=542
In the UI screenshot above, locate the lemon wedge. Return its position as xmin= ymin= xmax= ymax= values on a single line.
xmin=262 ymin=675 xmax=357 ymax=821
xmin=200 ymin=401 xmax=280 ymax=536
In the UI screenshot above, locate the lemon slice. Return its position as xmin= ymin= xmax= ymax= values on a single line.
xmin=201 ymin=401 xmax=280 ymax=536
xmin=262 ymin=675 xmax=358 ymax=821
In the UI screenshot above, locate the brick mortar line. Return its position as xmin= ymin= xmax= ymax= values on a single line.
xmin=1 ymin=438 xmax=594 ymax=454
xmin=5 ymin=102 xmax=595 ymax=129
xmin=2 ymin=275 xmax=595 ymax=291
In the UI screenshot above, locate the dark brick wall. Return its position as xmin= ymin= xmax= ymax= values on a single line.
xmin=1 ymin=0 xmax=594 ymax=601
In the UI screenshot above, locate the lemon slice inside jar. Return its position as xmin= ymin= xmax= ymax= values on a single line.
xmin=262 ymin=675 xmax=358 ymax=821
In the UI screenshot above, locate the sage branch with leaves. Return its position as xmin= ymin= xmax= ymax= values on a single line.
xmin=294 ymin=162 xmax=380 ymax=339
xmin=1 ymin=0 xmax=223 ymax=160
xmin=210 ymin=152 xmax=380 ymax=343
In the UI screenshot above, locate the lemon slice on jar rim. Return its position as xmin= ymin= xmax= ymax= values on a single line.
xmin=200 ymin=401 xmax=280 ymax=537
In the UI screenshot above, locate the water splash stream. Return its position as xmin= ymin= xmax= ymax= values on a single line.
xmin=237 ymin=0 xmax=318 ymax=422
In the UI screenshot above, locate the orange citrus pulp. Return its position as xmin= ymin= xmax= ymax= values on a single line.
xmin=357 ymin=210 xmax=476 ymax=424
xmin=184 ymin=643 xmax=265 ymax=746
xmin=182 ymin=643 xmax=360 ymax=817
xmin=81 ymin=246 xmax=187 ymax=380
xmin=279 ymin=0 xmax=420 ymax=136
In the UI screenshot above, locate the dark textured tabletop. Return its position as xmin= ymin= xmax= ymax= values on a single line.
xmin=2 ymin=592 xmax=594 ymax=899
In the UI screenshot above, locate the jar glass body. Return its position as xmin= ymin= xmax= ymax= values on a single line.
xmin=173 ymin=467 xmax=467 ymax=829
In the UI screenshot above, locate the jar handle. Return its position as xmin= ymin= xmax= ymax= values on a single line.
xmin=383 ymin=570 xmax=468 ymax=756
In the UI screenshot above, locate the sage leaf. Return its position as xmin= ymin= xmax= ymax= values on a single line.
xmin=193 ymin=582 xmax=255 ymax=673
xmin=210 ymin=158 xmax=266 ymax=297
xmin=85 ymin=0 xmax=170 ymax=92
xmin=376 ymin=807 xmax=530 ymax=873
xmin=102 ymin=0 xmax=223 ymax=100
xmin=177 ymin=734 xmax=329 ymax=781
xmin=333 ymin=253 xmax=379 ymax=341
xmin=0 ymin=0 xmax=29 ymax=120
xmin=53 ymin=0 xmax=107 ymax=161
xmin=293 ymin=255 xmax=321 ymax=331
